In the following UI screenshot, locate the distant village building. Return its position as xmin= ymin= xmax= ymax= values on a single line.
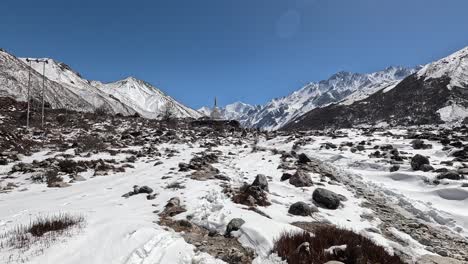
xmin=210 ymin=97 xmax=222 ymax=120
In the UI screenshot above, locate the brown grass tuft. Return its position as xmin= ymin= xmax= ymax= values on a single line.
xmin=272 ymin=225 xmax=404 ymax=264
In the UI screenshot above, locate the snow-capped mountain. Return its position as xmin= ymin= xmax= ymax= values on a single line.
xmin=18 ymin=57 xmax=136 ymax=115
xmin=0 ymin=49 xmax=101 ymax=113
xmin=214 ymin=66 xmax=417 ymax=130
xmin=284 ymin=46 xmax=468 ymax=130
xmin=417 ymin=46 xmax=468 ymax=90
xmin=92 ymin=77 xmax=201 ymax=119
xmin=198 ymin=102 xmax=260 ymax=124
xmin=0 ymin=48 xmax=200 ymax=119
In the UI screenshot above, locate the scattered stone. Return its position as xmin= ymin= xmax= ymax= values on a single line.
xmin=288 ymin=202 xmax=318 ymax=216
xmin=411 ymin=139 xmax=432 ymax=150
xmin=122 ymin=185 xmax=154 ymax=198
xmin=225 ymin=218 xmax=245 ymax=237
xmin=280 ymin=172 xmax=292 ymax=181
xmin=312 ymin=188 xmax=343 ymax=210
xmin=297 ymin=153 xmax=311 ymax=164
xmin=437 ymin=171 xmax=463 ymax=180
xmin=251 ymin=174 xmax=269 ymax=192
xmin=289 ymin=169 xmax=313 ymax=187
xmin=48 ymin=181 xmax=71 ymax=188
xmin=390 ymin=165 xmax=400 ymax=172
xmin=161 ymin=197 xmax=186 ymax=217
xmin=421 ymin=164 xmax=434 ymax=172
xmin=147 ymin=193 xmax=157 ymax=200
xmin=411 ymin=154 xmax=430 ymax=171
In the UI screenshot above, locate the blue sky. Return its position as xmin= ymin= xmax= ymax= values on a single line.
xmin=2 ymin=0 xmax=468 ymax=109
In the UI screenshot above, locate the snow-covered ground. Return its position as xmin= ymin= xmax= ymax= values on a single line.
xmin=1 ymin=126 xmax=467 ymax=263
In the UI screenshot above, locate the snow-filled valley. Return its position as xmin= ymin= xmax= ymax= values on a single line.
xmin=1 ymin=103 xmax=467 ymax=263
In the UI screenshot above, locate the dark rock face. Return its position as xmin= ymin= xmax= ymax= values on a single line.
xmin=283 ymin=74 xmax=468 ymax=130
xmin=411 ymin=154 xmax=430 ymax=171
xmin=312 ymin=188 xmax=343 ymax=210
xmin=288 ymin=202 xmax=318 ymax=216
xmin=289 ymin=170 xmax=313 ymax=187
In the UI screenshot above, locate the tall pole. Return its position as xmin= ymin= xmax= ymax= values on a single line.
xmin=41 ymin=60 xmax=47 ymax=129
xmin=26 ymin=59 xmax=32 ymax=129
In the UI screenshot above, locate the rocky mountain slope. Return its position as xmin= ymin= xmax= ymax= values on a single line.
xmin=284 ymin=46 xmax=468 ymax=130
xmin=0 ymin=49 xmax=200 ymax=119
xmin=201 ymin=67 xmax=417 ymax=130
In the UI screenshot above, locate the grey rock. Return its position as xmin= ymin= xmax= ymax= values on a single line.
xmin=252 ymin=174 xmax=269 ymax=192
xmin=312 ymin=188 xmax=342 ymax=209
xmin=390 ymin=164 xmax=400 ymax=172
xmin=137 ymin=185 xmax=154 ymax=194
xmin=225 ymin=218 xmax=245 ymax=237
xmin=297 ymin=153 xmax=311 ymax=164
xmin=289 ymin=170 xmax=313 ymax=187
xmin=288 ymin=202 xmax=318 ymax=216
xmin=411 ymin=154 xmax=430 ymax=171
xmin=421 ymin=164 xmax=434 ymax=172
xmin=280 ymin=172 xmax=292 ymax=181
xmin=437 ymin=171 xmax=463 ymax=180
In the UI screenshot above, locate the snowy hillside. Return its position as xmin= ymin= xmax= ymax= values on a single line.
xmin=0 ymin=50 xmax=98 ymax=113
xmin=0 ymin=49 xmax=200 ymax=119
xmin=18 ymin=57 xmax=137 ymax=115
xmin=93 ymin=77 xmax=202 ymax=119
xmin=0 ymin=102 xmax=467 ymax=263
xmin=418 ymin=46 xmax=468 ymax=89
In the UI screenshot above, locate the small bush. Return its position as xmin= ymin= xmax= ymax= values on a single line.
xmin=45 ymin=170 xmax=63 ymax=187
xmin=29 ymin=214 xmax=84 ymax=237
xmin=273 ymin=225 xmax=404 ymax=264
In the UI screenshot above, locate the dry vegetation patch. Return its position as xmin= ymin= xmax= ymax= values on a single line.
xmin=273 ymin=225 xmax=404 ymax=264
xmin=0 ymin=213 xmax=85 ymax=253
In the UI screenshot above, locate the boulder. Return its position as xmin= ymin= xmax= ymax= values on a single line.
xmin=297 ymin=153 xmax=311 ymax=164
xmin=225 ymin=218 xmax=245 ymax=237
xmin=251 ymin=174 xmax=269 ymax=192
xmin=437 ymin=171 xmax=463 ymax=180
xmin=411 ymin=139 xmax=432 ymax=150
xmin=411 ymin=154 xmax=430 ymax=171
xmin=288 ymin=202 xmax=318 ymax=216
xmin=136 ymin=185 xmax=153 ymax=194
xmin=280 ymin=172 xmax=292 ymax=181
xmin=390 ymin=165 xmax=400 ymax=172
xmin=289 ymin=170 xmax=313 ymax=187
xmin=312 ymin=188 xmax=342 ymax=209
xmin=420 ymin=164 xmax=434 ymax=172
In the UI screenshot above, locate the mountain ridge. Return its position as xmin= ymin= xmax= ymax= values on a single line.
xmin=0 ymin=49 xmax=201 ymax=119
